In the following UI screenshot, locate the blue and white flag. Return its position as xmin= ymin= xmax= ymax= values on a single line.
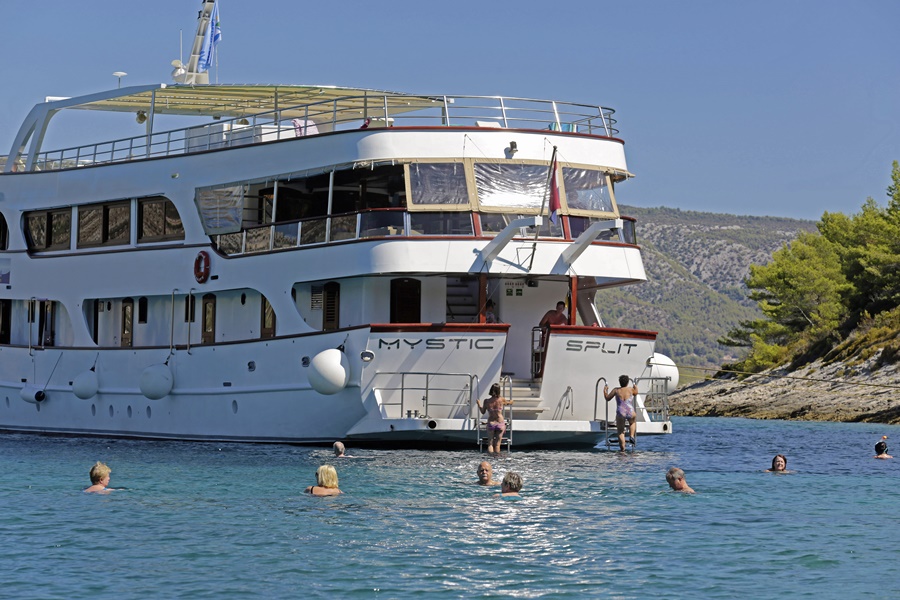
xmin=198 ymin=2 xmax=222 ymax=73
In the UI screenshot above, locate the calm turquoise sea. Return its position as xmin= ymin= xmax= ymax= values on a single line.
xmin=1 ymin=417 xmax=898 ymax=599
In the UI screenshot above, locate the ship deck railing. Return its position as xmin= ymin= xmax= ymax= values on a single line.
xmin=370 ymin=371 xmax=479 ymax=420
xmin=213 ymin=208 xmax=635 ymax=255
xmin=16 ymin=94 xmax=618 ymax=173
xmin=216 ymin=208 xmax=473 ymax=255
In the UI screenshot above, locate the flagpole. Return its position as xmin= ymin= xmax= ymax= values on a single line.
xmin=527 ymin=145 xmax=558 ymax=271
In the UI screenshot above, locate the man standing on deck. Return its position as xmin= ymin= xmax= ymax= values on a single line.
xmin=537 ymin=301 xmax=568 ymax=375
xmin=539 ymin=301 xmax=568 ymax=332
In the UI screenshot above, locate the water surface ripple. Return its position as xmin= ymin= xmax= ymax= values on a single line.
xmin=1 ymin=417 xmax=897 ymax=598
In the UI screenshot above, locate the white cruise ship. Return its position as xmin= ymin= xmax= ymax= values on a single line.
xmin=0 ymin=0 xmax=677 ymax=448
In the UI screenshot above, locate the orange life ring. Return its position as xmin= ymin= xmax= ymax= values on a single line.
xmin=194 ymin=251 xmax=211 ymax=283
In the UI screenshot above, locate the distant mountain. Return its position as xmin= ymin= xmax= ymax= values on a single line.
xmin=597 ymin=205 xmax=818 ymax=382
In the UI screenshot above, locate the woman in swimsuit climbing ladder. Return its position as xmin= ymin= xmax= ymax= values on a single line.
xmin=604 ymin=375 xmax=638 ymax=452
xmin=477 ymin=383 xmax=512 ymax=453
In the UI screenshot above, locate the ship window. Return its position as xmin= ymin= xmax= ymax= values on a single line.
xmin=77 ymin=201 xmax=131 ymax=248
xmin=121 ymin=298 xmax=134 ymax=347
xmin=407 ymin=163 xmax=470 ymax=209
xmin=260 ymin=295 xmax=276 ymax=338
xmin=0 ymin=212 xmax=7 ymax=250
xmin=390 ymin=278 xmax=421 ymax=323
xmin=38 ymin=300 xmax=56 ymax=346
xmin=184 ymin=294 xmax=196 ymax=323
xmin=89 ymin=300 xmax=99 ymax=344
xmin=331 ymin=165 xmax=407 ymax=214
xmin=480 ymin=213 xmax=562 ymax=238
xmin=107 ymin=203 xmax=130 ymax=244
xmin=562 ymin=168 xmax=614 ymax=214
xmin=409 ymin=212 xmax=473 ymax=236
xmin=568 ymin=217 xmax=620 ymax=242
xmin=622 ymin=217 xmax=637 ymax=244
xmin=474 ymin=163 xmax=548 ymax=212
xmin=138 ymin=197 xmax=185 ymax=243
xmin=323 ymin=282 xmax=340 ymax=331
xmin=24 ymin=209 xmax=71 ymax=251
xmin=138 ymin=297 xmax=148 ymax=324
xmin=201 ymin=294 xmax=216 ymax=344
xmin=0 ymin=299 xmax=9 ymax=344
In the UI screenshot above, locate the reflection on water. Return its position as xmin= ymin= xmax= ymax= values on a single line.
xmin=0 ymin=417 xmax=898 ymax=598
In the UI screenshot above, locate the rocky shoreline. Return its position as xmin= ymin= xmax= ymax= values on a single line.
xmin=670 ymin=356 xmax=900 ymax=424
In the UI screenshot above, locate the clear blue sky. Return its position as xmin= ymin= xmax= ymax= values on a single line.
xmin=1 ymin=0 xmax=898 ymax=220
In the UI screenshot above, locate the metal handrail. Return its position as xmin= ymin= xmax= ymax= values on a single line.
xmin=26 ymin=94 xmax=618 ymax=172
xmin=370 ymin=371 xmax=478 ymax=419
xmin=634 ymin=376 xmax=671 ymax=422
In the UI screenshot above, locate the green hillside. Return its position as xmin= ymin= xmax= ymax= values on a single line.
xmin=598 ymin=205 xmax=817 ymax=381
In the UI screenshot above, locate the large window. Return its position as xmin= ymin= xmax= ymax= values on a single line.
xmin=562 ymin=168 xmax=614 ymax=214
xmin=407 ymin=163 xmax=469 ymax=208
xmin=138 ymin=197 xmax=185 ymax=243
xmin=77 ymin=201 xmax=130 ymax=248
xmin=25 ymin=209 xmax=71 ymax=251
xmin=474 ymin=163 xmax=549 ymax=212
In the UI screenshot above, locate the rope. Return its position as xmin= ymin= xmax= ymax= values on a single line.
xmin=678 ymin=364 xmax=900 ymax=391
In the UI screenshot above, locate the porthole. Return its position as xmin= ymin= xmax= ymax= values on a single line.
xmin=91 ymin=404 xmax=96 ymax=416
xmin=146 ymin=406 xmax=152 ymax=419
xmin=232 ymin=400 xmax=238 ymax=414
xmin=127 ymin=406 xmax=132 ymax=418
xmin=4 ymin=397 xmax=8 ymax=408
xmin=108 ymin=405 xmax=114 ymax=418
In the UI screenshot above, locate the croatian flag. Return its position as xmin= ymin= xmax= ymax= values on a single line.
xmin=198 ymin=2 xmax=222 ymax=73
xmin=549 ymin=157 xmax=561 ymax=224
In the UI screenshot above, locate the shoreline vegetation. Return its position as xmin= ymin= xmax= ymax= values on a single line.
xmin=672 ymin=161 xmax=900 ymax=424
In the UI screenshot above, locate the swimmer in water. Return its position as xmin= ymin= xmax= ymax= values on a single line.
xmin=84 ymin=461 xmax=113 ymax=494
xmin=497 ymin=471 xmax=523 ymax=498
xmin=766 ymin=454 xmax=788 ymax=472
xmin=874 ymin=436 xmax=892 ymax=459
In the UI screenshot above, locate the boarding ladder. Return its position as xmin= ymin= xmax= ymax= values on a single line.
xmin=593 ymin=376 xmax=671 ymax=451
xmin=594 ymin=376 xmax=636 ymax=451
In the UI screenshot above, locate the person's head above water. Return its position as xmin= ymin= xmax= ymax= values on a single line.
xmin=502 ymin=471 xmax=523 ymax=493
xmin=89 ymin=461 xmax=111 ymax=485
xmin=875 ymin=441 xmax=888 ymax=455
xmin=477 ymin=461 xmax=495 ymax=485
xmin=771 ymin=454 xmax=787 ymax=471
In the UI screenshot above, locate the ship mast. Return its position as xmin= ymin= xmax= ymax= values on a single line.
xmin=171 ymin=0 xmax=219 ymax=85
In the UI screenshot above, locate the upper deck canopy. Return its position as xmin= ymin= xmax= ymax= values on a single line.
xmin=57 ymin=84 xmax=443 ymax=119
xmin=5 ymin=84 xmax=619 ymax=174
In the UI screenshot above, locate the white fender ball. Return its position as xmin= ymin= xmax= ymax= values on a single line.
xmin=73 ymin=370 xmax=99 ymax=400
xmin=648 ymin=353 xmax=680 ymax=394
xmin=308 ymin=349 xmax=349 ymax=395
xmin=140 ymin=364 xmax=174 ymax=400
